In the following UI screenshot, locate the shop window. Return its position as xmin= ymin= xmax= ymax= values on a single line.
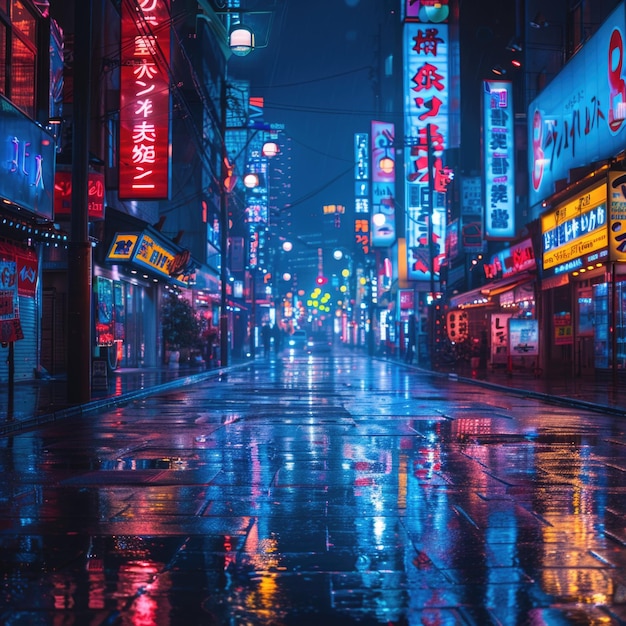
xmin=11 ymin=33 xmax=34 ymax=116
xmin=0 ymin=22 xmax=5 ymax=96
xmin=577 ymin=287 xmax=594 ymax=336
xmin=593 ymin=283 xmax=609 ymax=369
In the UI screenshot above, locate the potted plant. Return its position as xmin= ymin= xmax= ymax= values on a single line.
xmin=161 ymin=292 xmax=201 ymax=364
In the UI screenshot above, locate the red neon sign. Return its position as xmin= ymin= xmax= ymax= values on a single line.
xmin=119 ymin=0 xmax=170 ymax=199
xmin=54 ymin=169 xmax=105 ymax=220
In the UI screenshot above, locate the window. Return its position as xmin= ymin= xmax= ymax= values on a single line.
xmin=11 ymin=32 xmax=35 ymax=115
xmin=0 ymin=22 xmax=6 ymax=96
xmin=11 ymin=1 xmax=35 ymax=44
xmin=0 ymin=0 xmax=39 ymax=118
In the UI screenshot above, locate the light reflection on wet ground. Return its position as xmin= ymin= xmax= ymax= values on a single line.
xmin=1 ymin=351 xmax=626 ymax=624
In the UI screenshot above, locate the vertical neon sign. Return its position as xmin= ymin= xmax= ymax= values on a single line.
xmin=354 ymin=133 xmax=370 ymax=255
xmin=371 ymin=121 xmax=396 ymax=247
xmin=483 ymin=80 xmax=515 ymax=239
xmin=403 ymin=22 xmax=449 ymax=282
xmin=120 ymin=0 xmax=171 ymax=199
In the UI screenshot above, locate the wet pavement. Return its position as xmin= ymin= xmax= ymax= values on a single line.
xmin=1 ymin=349 xmax=626 ymax=624
xmin=2 ymin=350 xmax=626 ymax=435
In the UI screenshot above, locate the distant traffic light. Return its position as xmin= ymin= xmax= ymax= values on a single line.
xmin=316 ymin=275 xmax=328 ymax=286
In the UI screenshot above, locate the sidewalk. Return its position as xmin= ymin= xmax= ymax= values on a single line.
xmin=426 ymin=361 xmax=626 ymax=417
xmin=2 ymin=354 xmax=626 ymax=436
xmin=0 ymin=361 xmax=247 ymax=436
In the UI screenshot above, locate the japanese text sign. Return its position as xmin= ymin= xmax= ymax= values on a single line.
xmin=541 ymin=183 xmax=607 ymax=271
xmin=483 ymin=80 xmax=515 ymax=239
xmin=120 ymin=0 xmax=171 ymax=199
xmin=529 ymin=3 xmax=626 ymax=207
xmin=403 ymin=22 xmax=449 ymax=281
xmin=0 ymin=95 xmax=55 ymax=220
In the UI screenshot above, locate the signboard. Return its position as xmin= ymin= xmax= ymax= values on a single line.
xmin=95 ymin=276 xmax=114 ymax=346
xmin=403 ymin=21 xmax=449 ymax=281
xmin=608 ymin=171 xmax=626 ymax=261
xmin=106 ymin=231 xmax=192 ymax=287
xmin=554 ymin=312 xmax=573 ymax=345
xmin=541 ymin=183 xmax=607 ymax=271
xmin=484 ymin=238 xmax=536 ymax=279
xmin=0 ymin=257 xmax=18 ymax=321
xmin=404 ymin=0 xmax=450 ymax=22
xmin=120 ymin=0 xmax=171 ymax=199
xmin=399 ymin=288 xmax=414 ymax=310
xmin=371 ymin=120 xmax=396 ymax=247
xmin=491 ymin=313 xmax=511 ymax=364
xmin=54 ymin=169 xmax=105 ymax=220
xmin=107 ymin=234 xmax=139 ymax=262
xmin=16 ymin=249 xmax=37 ymax=297
xmin=354 ymin=133 xmax=370 ymax=255
xmin=483 ymin=80 xmax=515 ymax=239
xmin=460 ymin=176 xmax=484 ymax=253
xmin=528 ymin=3 xmax=626 ymax=207
xmin=447 ymin=309 xmax=468 ymax=342
xmin=0 ymin=95 xmax=55 ymax=220
xmin=509 ymin=318 xmax=539 ymax=356
xmin=446 ymin=218 xmax=459 ymax=261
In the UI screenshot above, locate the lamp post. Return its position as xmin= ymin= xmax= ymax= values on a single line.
xmin=219 ymin=76 xmax=230 ymax=367
xmin=332 ymin=248 xmax=355 ymax=344
xmin=204 ymin=7 xmax=274 ymax=368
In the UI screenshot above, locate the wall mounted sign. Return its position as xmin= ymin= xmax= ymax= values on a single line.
xmin=120 ymin=0 xmax=171 ymax=199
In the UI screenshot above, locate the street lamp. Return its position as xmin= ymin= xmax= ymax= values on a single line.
xmin=197 ymin=0 xmax=274 ymax=57
xmin=331 ymin=248 xmax=357 ymax=345
xmin=229 ymin=23 xmax=255 ymax=56
xmin=201 ymin=8 xmax=275 ymax=369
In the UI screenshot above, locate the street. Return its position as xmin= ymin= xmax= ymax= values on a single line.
xmin=1 ymin=349 xmax=626 ymax=625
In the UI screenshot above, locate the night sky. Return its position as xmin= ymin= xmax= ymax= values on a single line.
xmin=230 ymin=0 xmax=384 ymax=236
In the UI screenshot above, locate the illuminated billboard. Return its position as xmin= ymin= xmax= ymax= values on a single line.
xmin=403 ymin=22 xmax=449 ymax=282
xmin=54 ymin=169 xmax=105 ymax=220
xmin=403 ymin=0 xmax=450 ymax=23
xmin=541 ymin=183 xmax=607 ymax=273
xmin=483 ymin=80 xmax=515 ymax=239
xmin=0 ymin=95 xmax=55 ymax=220
xmin=354 ymin=133 xmax=370 ymax=255
xmin=528 ymin=3 xmax=626 ymax=208
xmin=608 ymin=171 xmax=626 ymax=261
xmin=371 ymin=121 xmax=396 ymax=247
xmin=120 ymin=0 xmax=171 ymax=199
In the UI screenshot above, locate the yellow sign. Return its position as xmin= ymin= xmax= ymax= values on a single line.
xmin=107 ymin=233 xmax=138 ymax=261
xmin=107 ymin=232 xmax=192 ymax=287
xmin=323 ymin=204 xmax=346 ymax=214
xmin=133 ymin=233 xmax=176 ymax=276
xmin=608 ymin=171 xmax=626 ymax=261
xmin=541 ymin=184 xmax=607 ymax=270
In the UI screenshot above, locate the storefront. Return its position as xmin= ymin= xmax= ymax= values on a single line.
xmin=539 ymin=173 xmax=626 ymax=375
xmin=0 ymin=95 xmax=57 ymax=383
xmin=102 ymin=229 xmax=196 ymax=368
xmin=447 ymin=238 xmax=537 ymax=370
xmin=0 ymin=244 xmax=40 ymax=382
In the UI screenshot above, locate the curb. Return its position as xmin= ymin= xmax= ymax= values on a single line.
xmin=374 ymin=356 xmax=626 ymax=418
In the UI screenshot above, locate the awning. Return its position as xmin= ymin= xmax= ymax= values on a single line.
xmin=480 ymin=272 xmax=535 ymax=297
xmin=449 ymin=286 xmax=492 ymax=309
xmin=449 ymin=272 xmax=537 ymax=309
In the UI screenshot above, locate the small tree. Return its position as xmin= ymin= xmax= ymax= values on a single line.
xmin=161 ymin=292 xmax=201 ymax=352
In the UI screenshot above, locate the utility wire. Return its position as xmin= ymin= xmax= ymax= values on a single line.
xmin=256 ymin=65 xmax=372 ymax=90
xmin=285 ymin=163 xmax=355 ymax=209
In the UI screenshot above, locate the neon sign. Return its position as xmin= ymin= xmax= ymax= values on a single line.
xmin=120 ymin=0 xmax=171 ymax=199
